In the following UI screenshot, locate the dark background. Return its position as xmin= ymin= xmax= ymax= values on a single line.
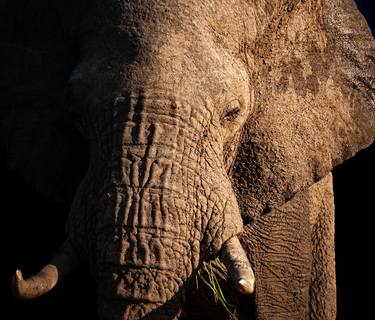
xmin=1 ymin=1 xmax=374 ymax=319
xmin=334 ymin=1 xmax=374 ymax=319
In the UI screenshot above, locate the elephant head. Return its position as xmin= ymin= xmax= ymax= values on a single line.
xmin=8 ymin=1 xmax=257 ymax=318
xmin=1 ymin=0 xmax=374 ymax=319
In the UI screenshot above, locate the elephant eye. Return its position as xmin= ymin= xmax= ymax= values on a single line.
xmin=65 ymin=82 xmax=88 ymax=134
xmin=223 ymin=100 xmax=242 ymax=122
xmin=68 ymin=108 xmax=87 ymax=135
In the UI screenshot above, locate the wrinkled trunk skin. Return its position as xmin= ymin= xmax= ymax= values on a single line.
xmin=66 ymin=92 xmax=242 ymax=319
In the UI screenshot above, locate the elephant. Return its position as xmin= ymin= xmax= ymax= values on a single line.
xmin=1 ymin=0 xmax=374 ymax=319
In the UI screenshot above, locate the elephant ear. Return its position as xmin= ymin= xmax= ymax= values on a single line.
xmin=0 ymin=0 xmax=87 ymax=202
xmin=233 ymin=0 xmax=375 ymax=217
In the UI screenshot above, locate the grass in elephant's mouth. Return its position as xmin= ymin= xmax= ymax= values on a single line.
xmin=197 ymin=258 xmax=239 ymax=320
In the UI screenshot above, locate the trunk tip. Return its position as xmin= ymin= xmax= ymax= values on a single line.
xmin=15 ymin=269 xmax=23 ymax=281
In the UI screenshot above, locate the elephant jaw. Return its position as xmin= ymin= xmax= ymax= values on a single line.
xmin=12 ymin=235 xmax=254 ymax=301
xmin=12 ymin=209 xmax=254 ymax=319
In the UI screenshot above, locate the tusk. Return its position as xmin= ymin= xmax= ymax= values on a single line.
xmin=220 ymin=236 xmax=255 ymax=294
xmin=12 ymin=238 xmax=79 ymax=300
xmin=12 ymin=265 xmax=58 ymax=300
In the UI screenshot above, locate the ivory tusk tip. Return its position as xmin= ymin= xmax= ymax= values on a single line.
xmin=15 ymin=270 xmax=23 ymax=281
xmin=237 ymin=278 xmax=255 ymax=295
xmin=12 ymin=269 xmax=25 ymax=299
xmin=239 ymin=279 xmax=247 ymax=286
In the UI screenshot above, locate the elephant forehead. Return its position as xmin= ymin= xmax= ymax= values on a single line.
xmin=84 ymin=0 xmax=257 ymax=63
xmin=72 ymin=0 xmax=255 ymax=110
xmin=96 ymin=0 xmax=255 ymax=35
xmin=114 ymin=32 xmax=251 ymax=100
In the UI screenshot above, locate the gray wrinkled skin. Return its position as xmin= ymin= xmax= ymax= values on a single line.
xmin=1 ymin=0 xmax=374 ymax=319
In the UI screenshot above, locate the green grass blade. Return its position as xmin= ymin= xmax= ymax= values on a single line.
xmin=196 ymin=259 xmax=239 ymax=320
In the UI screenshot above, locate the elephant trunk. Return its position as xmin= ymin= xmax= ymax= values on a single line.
xmin=12 ymin=239 xmax=79 ymax=300
xmin=93 ymin=183 xmax=196 ymax=319
xmin=96 ymin=235 xmax=188 ymax=319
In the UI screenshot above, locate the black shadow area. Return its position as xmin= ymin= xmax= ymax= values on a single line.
xmin=333 ymin=2 xmax=374 ymax=320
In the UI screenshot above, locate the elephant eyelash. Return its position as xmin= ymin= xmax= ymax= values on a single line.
xmin=223 ymin=100 xmax=242 ymax=122
xmin=70 ymin=113 xmax=87 ymax=136
xmin=224 ymin=108 xmax=241 ymax=121
xmin=65 ymin=100 xmax=87 ymax=134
